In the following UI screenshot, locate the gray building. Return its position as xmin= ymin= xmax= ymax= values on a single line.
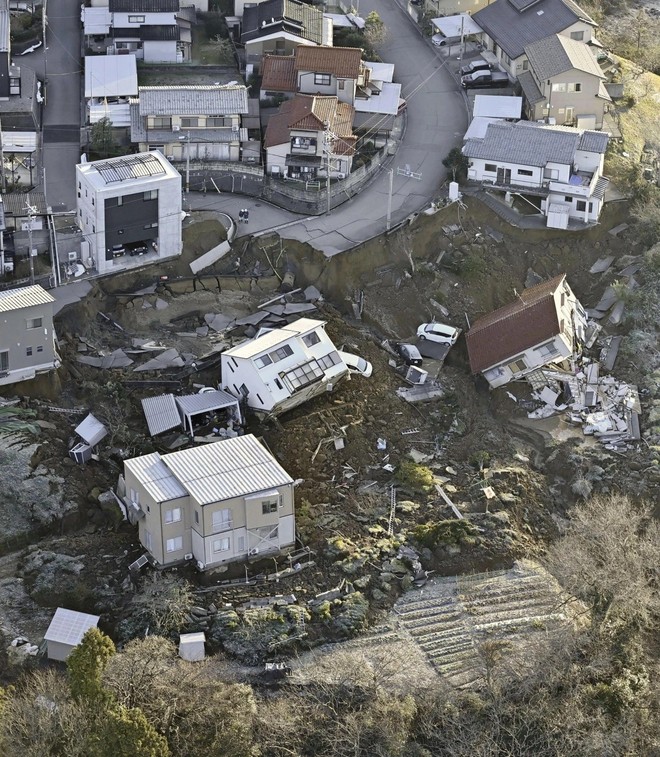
xmin=0 ymin=285 xmax=59 ymax=386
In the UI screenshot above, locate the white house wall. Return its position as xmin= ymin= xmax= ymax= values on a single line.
xmin=143 ymin=40 xmax=178 ymax=63
xmin=113 ymin=11 xmax=176 ymax=26
xmin=483 ymin=333 xmax=572 ymax=388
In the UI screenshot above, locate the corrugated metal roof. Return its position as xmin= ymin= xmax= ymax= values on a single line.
xmin=162 ymin=434 xmax=293 ymax=505
xmin=75 ymin=413 xmax=108 ymax=446
xmin=44 ymin=608 xmax=99 ymax=646
xmin=225 ymin=317 xmax=325 ymax=359
xmin=0 ymin=0 xmax=9 ymax=54
xmin=176 ymin=390 xmax=239 ymax=416
xmin=473 ymin=94 xmax=523 ymax=119
xmin=137 ymin=85 xmax=249 ymax=116
xmin=84 ymin=54 xmax=138 ymax=99
xmin=141 ymin=394 xmax=180 ymax=436
xmin=0 ymin=285 xmax=54 ymax=313
xmin=124 ymin=451 xmax=189 ymax=502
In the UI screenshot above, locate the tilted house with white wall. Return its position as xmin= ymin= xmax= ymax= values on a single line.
xmin=519 ymin=34 xmax=610 ymax=129
xmin=0 ymin=285 xmax=59 ymax=386
xmin=463 ymin=120 xmax=609 ymax=227
xmin=472 ymin=0 xmax=598 ymax=81
xmin=129 ymin=85 xmax=249 ymax=164
xmin=221 ymin=318 xmax=349 ymax=416
xmin=466 ymin=274 xmax=588 ymax=388
xmin=123 ymin=434 xmax=295 ymax=569
xmin=76 ymin=151 xmax=182 ymax=275
xmin=264 ymin=94 xmax=356 ymax=179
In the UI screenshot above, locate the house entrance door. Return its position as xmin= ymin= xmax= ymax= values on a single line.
xmin=496 ymin=167 xmax=511 ymax=184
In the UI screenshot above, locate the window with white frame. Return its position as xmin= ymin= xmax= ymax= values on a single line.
xmin=212 ymin=508 xmax=232 ymax=530
xmin=181 ymin=117 xmax=199 ymax=128
xmin=130 ymin=488 xmax=140 ymax=505
xmin=165 ymin=507 xmax=182 ymax=524
xmin=144 ymin=529 xmax=153 ymax=550
xmin=543 ymin=167 xmax=559 ymax=180
xmin=314 ymin=73 xmax=331 ymax=86
xmin=535 ymin=341 xmax=559 ymax=358
xmin=284 ymin=360 xmax=324 ymax=391
xmin=484 ymin=163 xmax=497 ymax=173
xmin=567 ymin=83 xmax=582 ymax=92
xmin=166 ymin=536 xmax=183 ymax=553
xmin=507 ymin=357 xmax=528 ymax=374
xmin=255 ymin=354 xmax=273 ymax=369
xmin=213 ymin=537 xmax=230 ymax=553
xmin=302 ymin=331 xmax=321 ymax=347
xmin=270 ymin=345 xmax=294 ymax=363
xmin=317 ymin=351 xmax=341 ymax=370
xmin=570 ymin=31 xmax=584 ymax=40
xmin=262 ymin=498 xmax=279 ymax=515
xmin=551 ymin=83 xmax=567 ymax=93
xmin=26 ymin=317 xmax=43 ymax=329
xmin=129 ymin=14 xmax=145 ymax=22
xmin=517 ymin=169 xmax=533 ymax=176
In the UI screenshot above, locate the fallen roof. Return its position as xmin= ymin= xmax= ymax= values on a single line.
xmin=74 ymin=413 xmax=108 ymax=446
xmin=473 ymin=0 xmax=596 ymax=61
xmin=44 ymin=608 xmax=100 ymax=646
xmin=466 ymin=274 xmax=567 ymax=373
xmin=162 ymin=434 xmax=293 ymax=505
xmin=141 ymin=393 xmax=180 ymax=436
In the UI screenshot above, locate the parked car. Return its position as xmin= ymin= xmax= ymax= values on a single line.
xmin=417 ymin=322 xmax=460 ymax=345
xmin=111 ymin=244 xmax=126 ymax=257
xmin=459 ymin=59 xmax=492 ymax=77
xmin=396 ymin=343 xmax=423 ymax=367
xmin=461 ymin=70 xmax=509 ymax=89
xmin=129 ymin=243 xmax=149 ymax=256
xmin=432 ymin=34 xmax=461 ymax=47
xmin=339 ymin=350 xmax=373 ymax=378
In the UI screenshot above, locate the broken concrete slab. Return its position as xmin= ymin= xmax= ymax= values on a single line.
xmin=608 ymin=223 xmax=628 ymax=237
xmin=155 ymin=298 xmax=169 ymax=310
xmin=484 ymin=225 xmax=504 ymax=243
xmin=525 ymin=269 xmax=544 ymax=288
xmin=589 ymin=256 xmax=615 ymax=274
xmin=618 ymin=262 xmax=642 ymax=277
xmin=189 ymin=240 xmax=231 ymax=274
xmin=608 ymin=301 xmax=625 ymax=325
xmin=134 ymin=348 xmax=185 ymax=372
xmin=235 ymin=311 xmax=269 ymax=327
xmin=204 ymin=314 xmax=234 ymax=332
xmin=600 ymin=336 xmax=622 ymax=371
xmin=594 ymin=286 xmax=618 ymax=312
xmin=396 ymin=383 xmax=444 ymax=403
xmin=304 ymin=285 xmax=322 ymax=302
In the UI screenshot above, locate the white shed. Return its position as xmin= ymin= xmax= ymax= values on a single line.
xmin=43 ymin=608 xmax=100 ymax=662
xmin=179 ymin=632 xmax=206 ymax=661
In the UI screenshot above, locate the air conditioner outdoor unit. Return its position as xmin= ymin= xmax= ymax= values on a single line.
xmin=172 ymin=125 xmax=181 ymax=132
xmin=67 ymin=251 xmax=77 ymax=262
xmin=196 ymin=560 xmax=205 ymax=571
xmin=184 ymin=553 xmax=193 ymax=560
xmin=249 ymin=548 xmax=260 ymax=556
xmin=405 ymin=366 xmax=428 ymax=385
xmin=336 ymin=172 xmax=346 ymax=179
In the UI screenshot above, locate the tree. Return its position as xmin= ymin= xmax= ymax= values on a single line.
xmin=124 ymin=573 xmax=194 ymax=638
xmin=545 ymin=494 xmax=660 ymax=627
xmin=91 ymin=705 xmax=169 ymax=757
xmin=364 ymin=11 xmax=387 ymax=48
xmin=89 ymin=117 xmax=117 ymax=159
xmin=442 ymin=147 xmax=469 ymax=182
xmin=67 ymin=627 xmax=116 ymax=703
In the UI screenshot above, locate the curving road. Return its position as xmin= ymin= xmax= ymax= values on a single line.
xmin=276 ymin=0 xmax=469 ymax=256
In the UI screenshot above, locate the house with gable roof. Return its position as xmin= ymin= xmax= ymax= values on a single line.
xmin=463 ymin=120 xmax=610 ymax=226
xmin=129 ymin=85 xmax=250 ymax=163
xmin=472 ymin=0 xmax=599 ymax=80
xmin=466 ymin=274 xmax=587 ymax=388
xmin=519 ymin=34 xmax=610 ymax=129
xmin=264 ymin=94 xmax=356 ymax=179
xmin=241 ymin=0 xmax=332 ymax=73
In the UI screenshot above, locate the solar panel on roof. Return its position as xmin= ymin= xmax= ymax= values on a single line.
xmin=95 ymin=153 xmax=166 ymax=184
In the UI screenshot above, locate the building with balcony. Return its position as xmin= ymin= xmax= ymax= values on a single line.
xmin=463 ymin=120 xmax=609 ymax=227
xmin=264 ymin=94 xmax=356 ymax=180
xmin=221 ymin=317 xmax=350 ymax=416
xmin=75 ymin=151 xmax=182 ymax=275
xmin=518 ymin=34 xmax=610 ymax=129
xmin=123 ymin=434 xmax=295 ymax=569
xmin=129 ymin=85 xmax=250 ymax=163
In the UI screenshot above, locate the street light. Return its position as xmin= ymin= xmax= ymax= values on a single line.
xmin=178 ymin=132 xmax=190 ymax=193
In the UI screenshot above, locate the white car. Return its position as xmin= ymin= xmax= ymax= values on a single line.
xmin=339 ymin=351 xmax=373 ymax=378
xmin=432 ymin=33 xmax=461 ymax=47
xmin=417 ymin=322 xmax=460 ymax=345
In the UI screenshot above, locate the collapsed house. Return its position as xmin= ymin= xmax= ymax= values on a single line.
xmin=221 ymin=318 xmax=350 ymax=416
xmin=141 ymin=389 xmax=242 ymax=437
xmin=466 ymin=274 xmax=588 ymax=388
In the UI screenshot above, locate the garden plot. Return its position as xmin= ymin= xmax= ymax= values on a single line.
xmin=392 ymin=560 xmax=576 ymax=688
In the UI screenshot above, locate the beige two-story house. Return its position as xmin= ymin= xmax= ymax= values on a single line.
xmin=0 ymin=285 xmax=59 ymax=386
xmin=473 ymin=0 xmax=598 ymax=80
xmin=130 ymin=85 xmax=249 ymax=163
xmin=466 ymin=274 xmax=588 ymax=388
xmin=123 ymin=434 xmax=295 ymax=569
xmin=519 ymin=34 xmax=610 ymax=129
xmin=264 ymin=94 xmax=356 ymax=179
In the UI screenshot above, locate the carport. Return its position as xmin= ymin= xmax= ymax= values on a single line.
xmin=175 ymin=390 xmax=242 ymax=436
xmin=431 ymin=14 xmax=482 ymax=38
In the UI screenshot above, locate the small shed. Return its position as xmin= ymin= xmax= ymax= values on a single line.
xmin=69 ymin=413 xmax=108 ymax=463
xmin=431 ymin=14 xmax=482 ymax=38
xmin=176 ymin=390 xmax=242 ymax=435
xmin=179 ymin=632 xmax=206 ymax=661
xmin=44 ymin=608 xmax=100 ymax=661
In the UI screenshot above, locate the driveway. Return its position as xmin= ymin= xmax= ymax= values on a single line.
xmin=275 ymin=1 xmax=469 ymax=256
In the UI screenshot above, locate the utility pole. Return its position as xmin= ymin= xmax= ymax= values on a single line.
xmin=386 ymin=168 xmax=394 ymax=231
xmin=458 ymin=14 xmax=465 ymax=71
xmin=0 ymin=116 xmax=6 ymax=194
xmin=324 ymin=122 xmax=331 ymax=215
xmin=25 ymin=199 xmax=37 ymax=285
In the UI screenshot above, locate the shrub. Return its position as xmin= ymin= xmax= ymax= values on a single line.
xmin=412 ymin=519 xmax=477 ymax=548
xmin=396 ymin=461 xmax=434 ymax=493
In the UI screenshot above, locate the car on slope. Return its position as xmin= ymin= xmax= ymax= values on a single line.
xmin=396 ymin=343 xmax=423 ymax=367
xmin=339 ymin=351 xmax=373 ymax=378
xmin=416 ymin=322 xmax=460 ymax=345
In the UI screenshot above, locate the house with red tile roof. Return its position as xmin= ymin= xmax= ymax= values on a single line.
xmin=263 ymin=94 xmax=356 ymax=179
xmin=465 ymin=274 xmax=588 ymax=387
